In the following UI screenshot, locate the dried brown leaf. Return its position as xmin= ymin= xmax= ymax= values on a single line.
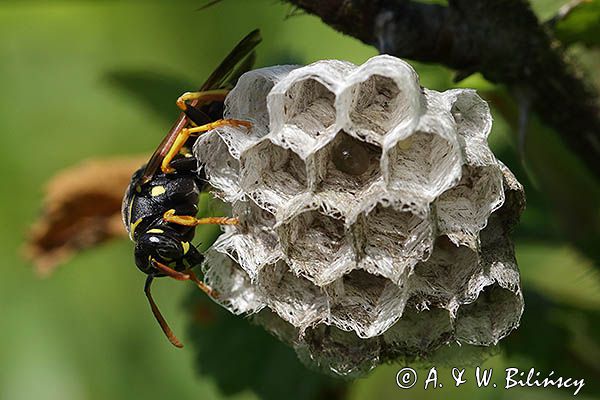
xmin=24 ymin=156 xmax=147 ymax=277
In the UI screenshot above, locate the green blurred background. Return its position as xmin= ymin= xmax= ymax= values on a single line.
xmin=1 ymin=1 xmax=599 ymax=399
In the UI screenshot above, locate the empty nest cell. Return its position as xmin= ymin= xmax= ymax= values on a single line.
xmin=240 ymin=139 xmax=308 ymax=212
xmin=282 ymin=78 xmax=336 ymax=140
xmin=193 ymin=132 xmax=241 ymax=201
xmin=386 ymin=131 xmax=459 ymax=201
xmin=362 ymin=204 xmax=433 ymax=283
xmin=450 ymin=90 xmax=492 ymax=140
xmin=382 ymin=306 xmax=453 ymax=358
xmin=435 ymin=165 xmax=504 ymax=246
xmin=348 ymin=74 xmax=404 ymax=141
xmin=201 ymin=250 xmax=264 ymax=315
xmin=257 ymin=261 xmax=328 ymax=329
xmin=225 ymin=66 xmax=299 ymax=135
xmin=213 ymin=201 xmax=281 ymax=280
xmin=328 ymin=270 xmax=408 ymax=338
xmin=234 ymin=199 xmax=276 ymax=233
xmin=409 ymin=236 xmax=481 ymax=312
xmin=299 ymin=324 xmax=382 ymax=377
xmin=278 ymin=210 xmax=355 ymax=285
xmin=455 ymin=284 xmax=523 ymax=345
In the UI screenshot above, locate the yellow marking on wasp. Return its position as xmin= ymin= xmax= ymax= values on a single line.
xmin=147 ymin=228 xmax=164 ymax=234
xmin=151 ymin=186 xmax=166 ymax=197
xmin=126 ymin=197 xmax=136 ymax=239
xmin=135 ymin=185 xmax=142 ymax=193
xmin=181 ymin=241 xmax=190 ymax=255
xmin=127 ymin=198 xmax=134 ymax=222
xmin=130 ymin=217 xmax=143 ymax=237
xmin=176 ymin=89 xmax=229 ymax=112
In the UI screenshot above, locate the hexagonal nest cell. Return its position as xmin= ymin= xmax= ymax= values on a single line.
xmin=409 ymin=236 xmax=481 ymax=312
xmin=234 ymin=199 xmax=276 ymax=233
xmin=449 ymin=89 xmax=492 ymax=140
xmin=282 ymin=78 xmax=336 ymax=140
xmin=256 ymin=261 xmax=328 ymax=329
xmin=278 ymin=210 xmax=355 ymax=285
xmin=361 ymin=204 xmax=433 ymax=283
xmin=382 ymin=306 xmax=453 ymax=358
xmin=328 ymin=269 xmax=408 ymax=338
xmin=455 ymin=284 xmax=523 ymax=346
xmin=316 ymin=131 xmax=382 ymax=191
xmin=225 ymin=65 xmax=299 ymax=135
xmin=386 ymin=130 xmax=461 ymax=202
xmin=194 ymin=132 xmax=241 ymax=201
xmin=240 ymin=139 xmax=308 ymax=212
xmin=348 ymin=74 xmax=404 ymax=141
xmin=310 ymin=131 xmax=384 ymax=220
xmin=201 ymin=250 xmax=264 ymax=315
xmin=435 ymin=164 xmax=504 ymax=246
xmin=213 ymin=200 xmax=281 ymax=280
xmin=197 ymin=56 xmax=525 ymax=377
xmin=298 ymin=324 xmax=382 ymax=377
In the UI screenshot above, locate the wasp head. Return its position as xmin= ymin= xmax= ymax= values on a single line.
xmin=134 ymin=229 xmax=188 ymax=275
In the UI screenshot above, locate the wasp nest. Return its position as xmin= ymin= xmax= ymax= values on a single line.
xmin=193 ymin=56 xmax=525 ymax=377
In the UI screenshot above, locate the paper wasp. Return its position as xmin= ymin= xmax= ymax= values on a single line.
xmin=121 ymin=30 xmax=260 ymax=347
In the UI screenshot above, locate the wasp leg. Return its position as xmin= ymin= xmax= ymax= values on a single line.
xmin=144 ymin=275 xmax=184 ymax=348
xmin=151 ymin=258 xmax=190 ymax=280
xmin=176 ymin=89 xmax=229 ymax=112
xmin=152 ymin=258 xmax=216 ymax=298
xmin=182 ymin=244 xmax=219 ymax=298
xmin=187 ymin=269 xmax=218 ymax=298
xmin=162 ymin=209 xmax=238 ymax=226
xmin=186 ymin=119 xmax=252 ymax=135
xmin=161 ymin=119 xmax=252 ymax=174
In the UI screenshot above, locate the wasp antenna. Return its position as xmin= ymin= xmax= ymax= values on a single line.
xmin=144 ymin=275 xmax=184 ymax=348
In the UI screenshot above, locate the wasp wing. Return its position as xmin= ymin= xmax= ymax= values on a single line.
xmin=200 ymin=29 xmax=261 ymax=91
xmin=141 ymin=30 xmax=261 ymax=183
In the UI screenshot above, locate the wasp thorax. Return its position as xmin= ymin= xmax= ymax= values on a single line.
xmin=193 ymin=57 xmax=525 ymax=377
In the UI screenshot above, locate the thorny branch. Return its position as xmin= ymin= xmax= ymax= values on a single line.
xmin=286 ymin=0 xmax=600 ymax=178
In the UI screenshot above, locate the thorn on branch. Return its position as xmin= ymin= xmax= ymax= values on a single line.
xmin=374 ymin=10 xmax=396 ymax=54
xmin=515 ymin=87 xmax=532 ymax=165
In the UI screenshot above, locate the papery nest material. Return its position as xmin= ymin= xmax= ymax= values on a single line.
xmin=194 ymin=56 xmax=525 ymax=377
